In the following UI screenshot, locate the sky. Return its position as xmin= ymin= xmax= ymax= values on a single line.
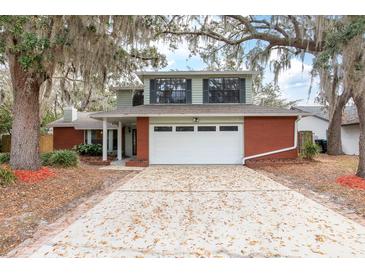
xmin=155 ymin=42 xmax=320 ymax=106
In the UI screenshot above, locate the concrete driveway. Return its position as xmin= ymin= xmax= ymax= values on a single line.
xmin=31 ymin=166 xmax=365 ymax=257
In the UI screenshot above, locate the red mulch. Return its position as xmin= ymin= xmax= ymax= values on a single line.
xmin=14 ymin=167 xmax=56 ymax=184
xmin=336 ymin=175 xmax=365 ymax=190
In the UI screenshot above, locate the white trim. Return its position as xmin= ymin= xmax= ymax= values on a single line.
xmin=102 ymin=118 xmax=108 ymax=161
xmin=117 ymin=122 xmax=122 ymax=161
xmin=91 ymin=113 xmax=305 ymax=119
xmin=87 ymin=130 xmax=92 ymax=144
xmin=108 ymin=130 xmax=113 ymax=152
xmin=243 ymin=117 xmax=300 ymax=162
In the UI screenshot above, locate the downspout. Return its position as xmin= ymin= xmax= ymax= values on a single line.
xmin=242 ymin=116 xmax=301 ymax=164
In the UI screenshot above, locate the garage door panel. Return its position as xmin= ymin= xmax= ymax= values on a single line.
xmin=150 ymin=124 xmax=243 ymax=164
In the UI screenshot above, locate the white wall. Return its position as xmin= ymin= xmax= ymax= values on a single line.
xmin=297 ymin=116 xmax=329 ymax=140
xmin=341 ymin=125 xmax=360 ymax=155
xmin=124 ymin=127 xmax=133 ymax=157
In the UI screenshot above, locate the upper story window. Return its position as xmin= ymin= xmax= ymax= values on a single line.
xmin=155 ymin=78 xmax=187 ymax=104
xmin=208 ymin=78 xmax=240 ymax=103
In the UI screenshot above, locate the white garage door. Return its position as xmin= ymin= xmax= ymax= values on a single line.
xmin=149 ymin=124 xmax=243 ymax=164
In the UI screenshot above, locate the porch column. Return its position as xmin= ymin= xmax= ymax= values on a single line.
xmin=117 ymin=121 xmax=122 ymax=161
xmin=102 ymin=118 xmax=107 ymax=161
xmin=87 ymin=130 xmax=92 ymax=144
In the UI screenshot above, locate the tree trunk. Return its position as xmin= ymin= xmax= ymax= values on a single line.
xmin=327 ymin=106 xmax=344 ymax=155
xmin=8 ymin=57 xmax=42 ymax=170
xmin=354 ymin=95 xmax=365 ymax=178
xmin=327 ymin=93 xmax=350 ymax=155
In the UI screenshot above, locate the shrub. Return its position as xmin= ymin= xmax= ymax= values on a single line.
xmin=0 ymin=152 xmax=10 ymax=164
xmin=300 ymin=141 xmax=320 ymax=160
xmin=0 ymin=167 xmax=16 ymax=186
xmin=75 ymin=143 xmax=102 ymax=156
xmin=41 ymin=152 xmax=54 ymax=166
xmin=48 ymin=150 xmax=79 ymax=167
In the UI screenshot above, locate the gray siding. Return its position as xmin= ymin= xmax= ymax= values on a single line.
xmin=245 ymin=76 xmax=253 ymax=104
xmin=143 ymin=75 xmax=253 ymax=105
xmin=191 ymin=77 xmax=203 ymax=104
xmin=117 ymin=90 xmax=133 ymax=108
xmin=143 ymin=78 xmax=150 ymax=105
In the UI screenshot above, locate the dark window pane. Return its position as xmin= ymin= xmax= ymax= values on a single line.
xmin=198 ymin=126 xmax=216 ymax=132
xmin=208 ymin=78 xmax=240 ymax=103
xmin=155 ymin=78 xmax=187 ymax=104
xmin=219 ymin=126 xmax=238 ymax=131
xmin=154 ymin=126 xmax=173 ymax=132
xmin=91 ymin=130 xmax=102 ymax=144
xmin=113 ymin=130 xmax=118 ymax=150
xmin=132 ymin=90 xmax=144 ymax=106
xmin=176 ymin=126 xmax=194 ymax=132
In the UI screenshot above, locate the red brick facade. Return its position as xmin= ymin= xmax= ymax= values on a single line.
xmin=53 ymin=127 xmax=84 ymax=150
xmin=244 ymin=116 xmax=298 ymax=159
xmin=135 ymin=117 xmax=149 ymax=161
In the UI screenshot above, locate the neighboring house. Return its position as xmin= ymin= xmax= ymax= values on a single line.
xmin=49 ymin=71 xmax=307 ymax=166
xmin=292 ymin=105 xmax=360 ymax=155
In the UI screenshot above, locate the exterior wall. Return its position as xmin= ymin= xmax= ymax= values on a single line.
xmin=341 ymin=124 xmax=360 ymax=155
xmin=116 ymin=90 xmax=133 ymax=108
xmin=150 ymin=116 xmax=243 ymax=124
xmin=63 ymin=106 xmax=77 ymax=122
xmin=297 ymin=116 xmax=328 ymax=140
xmin=143 ymin=75 xmax=253 ymax=105
xmin=245 ymin=76 xmax=253 ymax=104
xmin=191 ymin=76 xmax=203 ymax=104
xmin=53 ymin=127 xmax=84 ymax=150
xmin=124 ymin=126 xmax=133 ymax=157
xmin=144 ymin=78 xmax=150 ymax=105
xmin=244 ymin=116 xmax=297 ymax=159
xmin=136 ymin=117 xmax=149 ymax=161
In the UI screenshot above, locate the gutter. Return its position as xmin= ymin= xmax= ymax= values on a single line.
xmin=242 ymin=116 xmax=301 ymax=164
xmin=90 ymin=113 xmax=306 ymax=119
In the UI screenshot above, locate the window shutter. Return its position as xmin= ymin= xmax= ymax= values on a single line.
xmin=150 ymin=79 xmax=156 ymax=104
xmin=203 ymin=79 xmax=209 ymax=103
xmin=239 ymin=78 xmax=246 ymax=103
xmin=186 ymin=79 xmax=192 ymax=104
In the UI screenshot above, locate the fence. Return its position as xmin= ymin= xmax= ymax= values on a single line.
xmin=298 ymin=131 xmax=314 ymax=153
xmin=1 ymin=134 xmax=53 ymax=153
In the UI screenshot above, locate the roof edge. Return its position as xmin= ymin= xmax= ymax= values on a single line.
xmin=136 ymin=70 xmax=258 ymax=81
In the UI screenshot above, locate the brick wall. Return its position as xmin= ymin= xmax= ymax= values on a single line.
xmin=136 ymin=117 xmax=149 ymax=161
xmin=244 ymin=116 xmax=298 ymax=159
xmin=53 ymin=127 xmax=84 ymax=150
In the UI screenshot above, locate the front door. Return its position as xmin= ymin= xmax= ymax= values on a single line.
xmin=132 ymin=129 xmax=137 ymax=156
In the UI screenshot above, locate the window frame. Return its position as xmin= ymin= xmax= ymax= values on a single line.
xmin=219 ymin=126 xmax=239 ymax=132
xmin=155 ymin=78 xmax=188 ymax=104
xmin=197 ymin=126 xmax=216 ymax=132
xmin=154 ymin=126 xmax=173 ymax=132
xmin=176 ymin=126 xmax=195 ymax=132
xmin=208 ymin=77 xmax=240 ymax=104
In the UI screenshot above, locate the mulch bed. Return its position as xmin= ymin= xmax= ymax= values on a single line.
xmin=13 ymin=167 xmax=56 ymax=184
xmin=251 ymin=154 xmax=365 ymax=223
xmin=245 ymin=158 xmax=311 ymax=168
xmin=336 ymin=175 xmax=365 ymax=190
xmin=0 ymin=163 xmax=133 ymax=256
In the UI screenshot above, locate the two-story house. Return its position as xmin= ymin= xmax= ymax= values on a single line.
xmin=49 ymin=71 xmax=307 ymax=166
